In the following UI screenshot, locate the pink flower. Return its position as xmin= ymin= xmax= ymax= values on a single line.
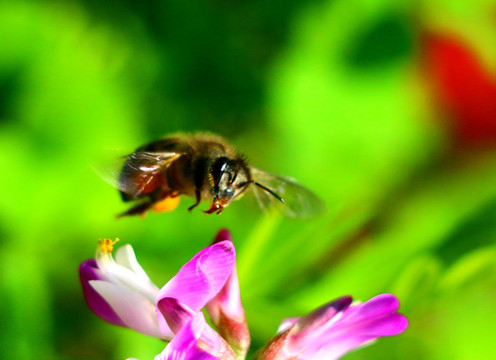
xmin=79 ymin=233 xmax=408 ymax=360
xmin=79 ymin=238 xmax=235 ymax=340
xmin=258 ymin=294 xmax=408 ymax=360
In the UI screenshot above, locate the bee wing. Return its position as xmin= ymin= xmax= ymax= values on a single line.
xmin=95 ymin=151 xmax=183 ymax=199
xmin=250 ymin=167 xmax=326 ymax=219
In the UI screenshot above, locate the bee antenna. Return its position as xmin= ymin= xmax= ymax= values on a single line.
xmin=251 ymin=181 xmax=285 ymax=204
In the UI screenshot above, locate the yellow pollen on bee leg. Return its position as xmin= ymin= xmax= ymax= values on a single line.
xmin=98 ymin=238 xmax=120 ymax=254
xmin=152 ymin=196 xmax=181 ymax=213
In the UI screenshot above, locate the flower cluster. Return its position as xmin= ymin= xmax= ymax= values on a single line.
xmin=79 ymin=230 xmax=408 ymax=359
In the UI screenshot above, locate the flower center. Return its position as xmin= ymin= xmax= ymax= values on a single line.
xmin=98 ymin=238 xmax=120 ymax=254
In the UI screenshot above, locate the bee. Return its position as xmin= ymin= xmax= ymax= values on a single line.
xmin=107 ymin=132 xmax=325 ymax=218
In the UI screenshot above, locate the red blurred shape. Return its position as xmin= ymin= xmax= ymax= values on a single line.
xmin=422 ymin=33 xmax=496 ymax=147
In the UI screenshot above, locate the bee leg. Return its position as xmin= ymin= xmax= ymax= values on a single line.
xmin=117 ymin=201 xmax=153 ymax=218
xmin=188 ymin=189 xmax=201 ymax=212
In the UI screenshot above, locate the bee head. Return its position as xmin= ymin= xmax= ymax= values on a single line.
xmin=207 ymin=156 xmax=250 ymax=213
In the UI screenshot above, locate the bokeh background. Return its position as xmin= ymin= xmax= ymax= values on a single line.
xmin=1 ymin=0 xmax=496 ymax=359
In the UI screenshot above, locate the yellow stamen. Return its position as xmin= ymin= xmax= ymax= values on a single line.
xmin=98 ymin=238 xmax=120 ymax=254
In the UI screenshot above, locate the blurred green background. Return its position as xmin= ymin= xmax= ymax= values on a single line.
xmin=1 ymin=0 xmax=496 ymax=359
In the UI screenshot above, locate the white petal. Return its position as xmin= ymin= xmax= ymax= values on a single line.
xmin=90 ymin=280 xmax=171 ymax=338
xmin=96 ymin=254 xmax=159 ymax=303
xmin=115 ymin=244 xmax=153 ymax=284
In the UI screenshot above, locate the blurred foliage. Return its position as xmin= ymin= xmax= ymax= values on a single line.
xmin=0 ymin=0 xmax=496 ymax=359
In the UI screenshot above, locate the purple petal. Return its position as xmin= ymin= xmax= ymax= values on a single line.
xmin=309 ymin=317 xmax=408 ymax=360
xmin=304 ymin=296 xmax=408 ymax=359
xmin=362 ymin=313 xmax=409 ymax=336
xmin=301 ymin=314 xmax=408 ymax=360
xmin=289 ymin=296 xmax=352 ymax=348
xmin=157 ymin=241 xmax=235 ymax=310
xmin=339 ymin=294 xmax=400 ymax=324
xmin=157 ymin=297 xmax=196 ymax=334
xmin=206 ymin=232 xmax=250 ymax=359
xmin=154 ymin=313 xmax=226 ymax=360
xmin=188 ymin=313 xmax=237 ymax=360
xmin=295 ymin=296 xmax=352 ymax=332
xmin=331 ymin=294 xmax=406 ymax=335
xmin=303 ymin=335 xmax=373 ymax=360
xmin=207 ymin=229 xmax=245 ymax=323
xmin=206 ymin=266 xmax=244 ymax=324
xmin=156 ymin=241 xmax=235 ymax=335
xmin=79 ymin=259 xmax=125 ymax=327
xmin=281 ymin=294 xmax=408 ymax=360
xmin=324 ymin=313 xmax=408 ymax=342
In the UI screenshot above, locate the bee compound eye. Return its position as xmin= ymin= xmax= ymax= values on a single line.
xmin=212 ymin=157 xmax=230 ymax=181
xmin=219 ymin=186 xmax=234 ymax=199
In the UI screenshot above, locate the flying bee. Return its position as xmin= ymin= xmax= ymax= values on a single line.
xmin=105 ymin=132 xmax=325 ymax=218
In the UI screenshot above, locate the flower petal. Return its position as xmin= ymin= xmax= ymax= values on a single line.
xmin=308 ymin=313 xmax=406 ymax=360
xmin=156 ymin=241 xmax=235 ymax=334
xmin=90 ymin=280 xmax=168 ymax=338
xmin=322 ymin=313 xmax=408 ymax=344
xmin=157 ymin=297 xmax=196 ymax=334
xmin=299 ymin=317 xmax=408 ymax=360
xmin=305 ymin=296 xmax=408 ymax=359
xmin=207 ymin=230 xmax=243 ymax=322
xmin=294 ymin=296 xmax=352 ymax=333
xmin=206 ymin=267 xmax=244 ymax=323
xmin=79 ymin=259 xmax=125 ymax=327
xmin=306 ymin=335 xmax=373 ymax=360
xmin=289 ymin=296 xmax=352 ymax=349
xmin=155 ymin=313 xmax=230 ymax=360
xmin=199 ymin=315 xmax=237 ymax=359
xmin=330 ymin=294 xmax=405 ymax=335
xmin=338 ymin=294 xmax=399 ymax=324
xmin=206 ymin=230 xmax=250 ymax=358
xmin=114 ymin=244 xmax=155 ymax=285
xmin=269 ymin=294 xmax=408 ymax=360
xmin=96 ymin=248 xmax=159 ymax=302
